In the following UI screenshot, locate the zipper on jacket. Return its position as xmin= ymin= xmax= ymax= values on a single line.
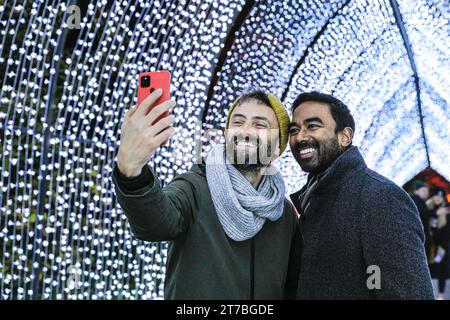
xmin=250 ymin=238 xmax=255 ymax=299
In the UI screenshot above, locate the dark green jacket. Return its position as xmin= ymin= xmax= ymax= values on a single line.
xmin=112 ymin=163 xmax=300 ymax=300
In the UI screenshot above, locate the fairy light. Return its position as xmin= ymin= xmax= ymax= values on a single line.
xmin=0 ymin=0 xmax=448 ymax=300
xmin=203 ymin=0 xmax=449 ymax=192
xmin=1 ymin=0 xmax=245 ymax=300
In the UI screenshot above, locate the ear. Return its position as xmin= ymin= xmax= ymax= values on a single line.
xmin=268 ymin=137 xmax=281 ymax=163
xmin=269 ymin=130 xmax=281 ymax=160
xmin=338 ymin=127 xmax=353 ymax=148
xmin=273 ymin=145 xmax=281 ymax=159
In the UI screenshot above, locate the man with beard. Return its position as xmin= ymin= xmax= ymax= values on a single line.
xmin=112 ymin=89 xmax=299 ymax=299
xmin=288 ymin=91 xmax=434 ymax=299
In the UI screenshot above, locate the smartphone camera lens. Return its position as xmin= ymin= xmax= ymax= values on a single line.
xmin=141 ymin=76 xmax=151 ymax=88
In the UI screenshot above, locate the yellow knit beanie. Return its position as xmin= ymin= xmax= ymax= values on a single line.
xmin=225 ymin=93 xmax=290 ymax=155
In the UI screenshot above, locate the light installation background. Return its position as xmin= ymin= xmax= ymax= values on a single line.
xmin=0 ymin=0 xmax=448 ymax=299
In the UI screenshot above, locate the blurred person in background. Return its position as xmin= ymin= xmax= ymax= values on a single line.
xmin=411 ymin=181 xmax=435 ymax=262
xmin=427 ymin=187 xmax=450 ymax=300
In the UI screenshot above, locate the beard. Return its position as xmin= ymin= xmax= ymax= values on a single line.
xmin=292 ymin=135 xmax=344 ymax=175
xmin=225 ymin=132 xmax=276 ymax=175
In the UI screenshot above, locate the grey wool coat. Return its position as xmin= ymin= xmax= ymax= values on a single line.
xmin=290 ymin=146 xmax=435 ymax=300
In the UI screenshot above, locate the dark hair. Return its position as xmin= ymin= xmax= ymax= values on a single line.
xmin=432 ymin=186 xmax=446 ymax=197
xmin=413 ymin=180 xmax=428 ymax=191
xmin=236 ymin=89 xmax=272 ymax=108
xmin=291 ymin=91 xmax=355 ymax=133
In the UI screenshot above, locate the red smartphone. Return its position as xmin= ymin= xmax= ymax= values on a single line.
xmin=138 ymin=70 xmax=171 ymax=145
xmin=138 ymin=70 xmax=171 ymax=120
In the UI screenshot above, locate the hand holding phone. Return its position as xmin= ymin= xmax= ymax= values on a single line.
xmin=138 ymin=71 xmax=171 ymax=146
xmin=116 ymin=71 xmax=176 ymax=178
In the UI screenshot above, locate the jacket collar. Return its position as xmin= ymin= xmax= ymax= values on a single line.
xmin=290 ymin=146 xmax=367 ymax=206
xmin=191 ymin=163 xmax=206 ymax=176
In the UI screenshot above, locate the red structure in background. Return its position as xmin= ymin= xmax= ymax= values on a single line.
xmin=403 ymin=168 xmax=450 ymax=202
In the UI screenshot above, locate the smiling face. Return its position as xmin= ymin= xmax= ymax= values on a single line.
xmin=289 ymin=101 xmax=352 ymax=175
xmin=225 ymin=99 xmax=280 ymax=172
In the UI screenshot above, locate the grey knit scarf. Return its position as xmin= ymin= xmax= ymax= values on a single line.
xmin=205 ymin=144 xmax=286 ymax=241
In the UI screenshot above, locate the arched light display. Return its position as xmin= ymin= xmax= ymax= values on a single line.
xmin=0 ymin=0 xmax=448 ymax=299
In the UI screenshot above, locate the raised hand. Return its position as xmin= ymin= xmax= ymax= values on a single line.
xmin=116 ymin=89 xmax=176 ymax=177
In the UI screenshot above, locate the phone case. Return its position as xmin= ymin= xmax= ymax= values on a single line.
xmin=137 ymin=70 xmax=171 ymax=109
xmin=137 ymin=70 xmax=171 ymax=145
